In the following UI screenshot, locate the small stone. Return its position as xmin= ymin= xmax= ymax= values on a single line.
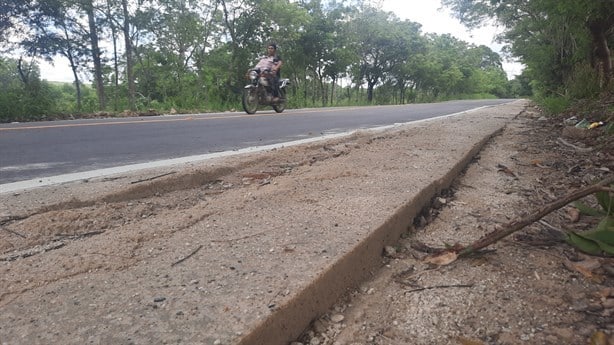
xmin=313 ymin=319 xmax=327 ymax=333
xmin=432 ymin=197 xmax=447 ymax=208
xmin=384 ymin=246 xmax=397 ymax=257
xmin=153 ymin=297 xmax=166 ymax=303
xmin=602 ymin=298 xmax=614 ymax=309
xmin=330 ymin=314 xmax=345 ymax=323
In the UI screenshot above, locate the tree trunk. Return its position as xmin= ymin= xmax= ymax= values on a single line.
xmin=330 ymin=76 xmax=336 ymax=106
xmin=588 ymin=20 xmax=613 ymax=86
xmin=367 ymin=79 xmax=375 ymax=103
xmin=107 ymin=0 xmax=119 ymax=111
xmin=84 ymin=0 xmax=105 ymax=110
xmin=16 ymin=57 xmax=30 ymax=86
xmin=318 ymin=75 xmax=326 ymax=106
xmin=68 ymin=56 xmax=82 ymax=112
xmin=122 ymin=0 xmax=136 ymax=111
xmin=61 ymin=24 xmax=81 ymax=111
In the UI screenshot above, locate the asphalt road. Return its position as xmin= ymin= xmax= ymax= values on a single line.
xmin=0 ymin=99 xmax=513 ymax=186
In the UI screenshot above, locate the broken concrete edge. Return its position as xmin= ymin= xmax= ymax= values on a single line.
xmin=235 ymin=125 xmax=512 ymax=345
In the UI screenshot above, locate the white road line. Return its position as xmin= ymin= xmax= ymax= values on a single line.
xmin=0 ymin=108 xmax=488 ymax=194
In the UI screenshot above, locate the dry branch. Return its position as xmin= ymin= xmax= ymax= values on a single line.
xmin=171 ymin=245 xmax=203 ymax=267
xmin=428 ymin=176 xmax=614 ymax=262
xmin=557 ymin=137 xmax=594 ymax=152
xmin=130 ymin=172 xmax=176 ymax=184
xmin=1 ymin=227 xmax=26 ymax=238
xmin=403 ymin=284 xmax=474 ymax=294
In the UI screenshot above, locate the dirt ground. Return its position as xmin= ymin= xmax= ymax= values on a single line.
xmin=292 ymin=105 xmax=614 ymax=345
xmin=1 ymin=101 xmax=613 ymax=345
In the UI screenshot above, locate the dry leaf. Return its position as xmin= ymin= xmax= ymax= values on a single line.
xmin=424 ymin=251 xmax=458 ymax=266
xmin=589 ymin=331 xmax=608 ymax=345
xmin=597 ymin=288 xmax=614 ymax=299
xmin=530 ymin=159 xmax=548 ymax=168
xmin=564 ymin=259 xmax=604 ymax=283
xmin=496 ymin=164 xmax=518 ymax=178
xmin=566 ymin=207 xmax=581 ymax=222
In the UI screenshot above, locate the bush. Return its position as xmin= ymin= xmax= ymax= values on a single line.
xmin=536 ymin=96 xmax=570 ymax=115
xmin=565 ymin=63 xmax=602 ymax=99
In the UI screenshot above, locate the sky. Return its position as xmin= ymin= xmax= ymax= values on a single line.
xmin=39 ymin=0 xmax=523 ymax=83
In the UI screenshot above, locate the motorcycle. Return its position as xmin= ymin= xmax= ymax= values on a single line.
xmin=242 ymin=68 xmax=290 ymax=114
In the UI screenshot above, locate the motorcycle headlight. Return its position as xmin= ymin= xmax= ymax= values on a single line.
xmin=249 ymin=70 xmax=258 ymax=80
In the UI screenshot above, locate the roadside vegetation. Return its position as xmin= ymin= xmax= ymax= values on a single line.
xmin=1 ymin=0 xmax=525 ymax=123
xmin=441 ymin=0 xmax=613 ymax=117
xmin=0 ymin=0 xmax=611 ymax=127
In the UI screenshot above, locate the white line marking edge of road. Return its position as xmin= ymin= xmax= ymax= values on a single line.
xmin=0 ymin=106 xmax=490 ymax=194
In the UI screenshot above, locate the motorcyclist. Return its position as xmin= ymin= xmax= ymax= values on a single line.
xmin=254 ymin=42 xmax=283 ymax=102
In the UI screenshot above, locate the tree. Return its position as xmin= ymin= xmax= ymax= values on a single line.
xmin=349 ymin=7 xmax=406 ymax=103
xmin=385 ymin=20 xmax=425 ymax=104
xmin=0 ymin=0 xmax=515 ymax=119
xmin=121 ymin=0 xmax=135 ymax=111
xmin=82 ymin=0 xmax=105 ymax=110
xmin=0 ymin=1 xmax=33 ymax=43
xmin=295 ymin=0 xmax=357 ymax=106
xmin=0 ymin=57 xmax=57 ymax=121
xmin=441 ymin=0 xmax=614 ymax=94
xmin=15 ymin=0 xmax=90 ymax=111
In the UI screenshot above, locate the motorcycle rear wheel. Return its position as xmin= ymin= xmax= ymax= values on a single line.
xmin=242 ymin=88 xmax=258 ymax=114
xmin=272 ymin=88 xmax=286 ymax=113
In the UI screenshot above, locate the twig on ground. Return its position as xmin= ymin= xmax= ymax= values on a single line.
xmin=426 ymin=176 xmax=614 ymax=263
xmin=171 ymin=245 xmax=203 ymax=267
xmin=1 ymin=227 xmax=27 ymax=238
xmin=0 ymin=241 xmax=65 ymax=261
xmin=130 ymin=172 xmax=176 ymax=184
xmin=90 ymin=251 xmax=134 ymax=259
xmin=0 ymin=214 xmax=30 ymax=227
xmin=557 ymin=137 xmax=593 ymax=152
xmin=497 ymin=163 xmax=519 ymax=179
xmin=409 ymin=241 xmax=440 ymax=253
xmin=538 ymin=219 xmax=564 ymax=233
xmin=404 ymin=284 xmax=474 ymax=294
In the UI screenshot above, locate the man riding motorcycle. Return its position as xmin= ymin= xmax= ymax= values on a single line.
xmin=242 ymin=42 xmax=289 ymax=114
xmin=254 ymin=42 xmax=283 ymax=102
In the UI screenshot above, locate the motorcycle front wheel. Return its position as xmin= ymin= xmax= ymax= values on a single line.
xmin=242 ymin=88 xmax=258 ymax=114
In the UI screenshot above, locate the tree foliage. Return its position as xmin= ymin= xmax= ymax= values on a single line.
xmin=441 ymin=0 xmax=614 ymax=98
xmin=0 ymin=0 xmax=516 ymax=121
xmin=0 ymin=57 xmax=58 ymax=122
